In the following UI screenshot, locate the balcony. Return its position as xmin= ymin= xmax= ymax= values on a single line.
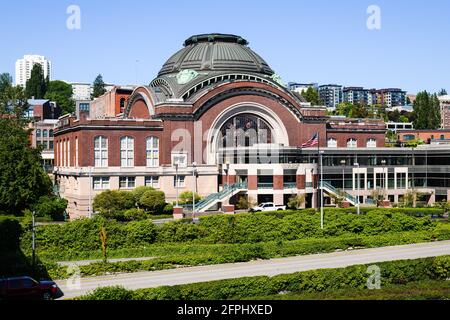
xmin=283 ymin=182 xmax=297 ymax=189
xmin=306 ymin=182 xmax=314 ymax=188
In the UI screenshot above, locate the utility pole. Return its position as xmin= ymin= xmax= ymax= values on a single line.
xmin=175 ymin=163 xmax=179 ymax=207
xmin=320 ymin=151 xmax=324 ymax=229
xmin=355 ymin=162 xmax=360 ymax=215
xmin=32 ymin=210 xmax=36 ymax=268
xmin=192 ymin=162 xmax=197 ymax=222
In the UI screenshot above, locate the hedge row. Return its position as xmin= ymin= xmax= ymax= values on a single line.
xmin=80 ymin=255 xmax=450 ymax=300
xmin=24 ymin=208 xmax=440 ymax=254
xmin=47 ymin=225 xmax=450 ymax=279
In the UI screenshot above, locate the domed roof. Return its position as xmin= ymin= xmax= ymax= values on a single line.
xmin=158 ymin=34 xmax=274 ymax=77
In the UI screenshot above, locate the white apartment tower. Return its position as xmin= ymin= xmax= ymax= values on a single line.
xmin=15 ymin=55 xmax=52 ymax=87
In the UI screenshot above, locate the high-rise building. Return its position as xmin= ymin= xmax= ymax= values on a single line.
xmin=343 ymin=87 xmax=368 ymax=105
xmin=318 ymin=84 xmax=343 ymax=109
xmin=378 ymin=88 xmax=407 ymax=108
xmin=439 ymin=95 xmax=450 ymax=129
xmin=15 ymin=55 xmax=52 ymax=87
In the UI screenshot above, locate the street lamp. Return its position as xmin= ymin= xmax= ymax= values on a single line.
xmin=175 ymin=163 xmax=179 ymax=207
xmin=340 ymin=159 xmax=346 ymax=193
xmin=225 ymin=161 xmax=230 ymax=189
xmin=192 ymin=162 xmax=197 ymax=222
xmin=319 ymin=150 xmax=324 ymax=229
xmin=354 ymin=162 xmax=360 ymax=215
xmin=88 ymin=166 xmax=92 ymax=218
xmin=381 ymin=160 xmax=387 ymax=196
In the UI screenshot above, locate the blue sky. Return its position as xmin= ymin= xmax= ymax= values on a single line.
xmin=0 ymin=0 xmax=449 ymax=93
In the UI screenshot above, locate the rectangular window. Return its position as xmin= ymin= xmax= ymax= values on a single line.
xmin=94 ymin=137 xmax=108 ymax=167
xmin=174 ymin=176 xmax=185 ymax=188
xmin=119 ymin=177 xmax=136 ymax=189
xmin=93 ymin=177 xmax=110 ymax=190
xmin=49 ymin=141 xmax=54 ymax=150
xmin=145 ymin=176 xmax=160 ymax=188
xmin=146 ymin=137 xmax=159 ymax=167
xmin=172 ymin=153 xmax=187 ymax=168
xmin=121 ymin=137 xmax=134 ymax=167
xmin=397 ymin=172 xmax=407 ymax=189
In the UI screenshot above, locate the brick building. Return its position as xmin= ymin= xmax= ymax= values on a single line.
xmin=54 ymin=34 xmax=396 ymax=219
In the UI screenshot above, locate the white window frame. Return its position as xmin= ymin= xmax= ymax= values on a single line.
xmin=174 ymin=175 xmax=185 ymax=188
xmin=120 ymin=136 xmax=135 ymax=167
xmin=327 ymin=138 xmax=337 ymax=148
xmin=94 ymin=136 xmax=108 ymax=168
xmin=347 ymin=138 xmax=357 ymax=148
xmin=145 ymin=176 xmax=160 ymax=188
xmin=146 ymin=137 xmax=160 ymax=167
xmin=119 ymin=176 xmax=136 ymax=189
xmin=93 ymin=177 xmax=110 ymax=190
xmin=172 ymin=152 xmax=187 ymax=168
xmin=366 ymin=138 xmax=376 ymax=148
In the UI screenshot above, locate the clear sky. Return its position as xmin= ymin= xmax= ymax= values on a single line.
xmin=0 ymin=0 xmax=449 ymax=93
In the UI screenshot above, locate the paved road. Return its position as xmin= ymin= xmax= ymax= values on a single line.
xmin=55 ymin=240 xmax=450 ymax=299
xmin=57 ymin=257 xmax=157 ymax=267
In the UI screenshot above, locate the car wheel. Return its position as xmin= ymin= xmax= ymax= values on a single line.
xmin=42 ymin=292 xmax=53 ymax=300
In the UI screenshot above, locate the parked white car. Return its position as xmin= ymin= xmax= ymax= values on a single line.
xmin=250 ymin=202 xmax=286 ymax=212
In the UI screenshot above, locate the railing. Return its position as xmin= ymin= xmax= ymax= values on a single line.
xmin=257 ymin=183 xmax=273 ymax=189
xmin=320 ymin=181 xmax=358 ymax=204
xmin=196 ymin=183 xmax=248 ymax=211
xmin=283 ymin=182 xmax=297 ymax=189
xmin=306 ymin=182 xmax=313 ymax=188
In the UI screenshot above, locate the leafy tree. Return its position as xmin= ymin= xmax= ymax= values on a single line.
xmin=288 ymin=194 xmax=306 ymax=210
xmin=45 ymin=80 xmax=75 ymax=115
xmin=93 ymin=190 xmax=135 ymax=219
xmin=92 ymin=74 xmax=106 ymax=99
xmin=236 ymin=196 xmax=257 ymax=210
xmin=301 ymin=87 xmax=320 ymax=105
xmin=132 ymin=186 xmax=155 ymax=206
xmin=31 ymin=196 xmax=68 ymax=221
xmin=139 ymin=190 xmax=166 ymax=214
xmin=25 ymin=64 xmax=47 ymax=99
xmin=178 ymin=191 xmax=202 ymax=205
xmin=413 ymin=91 xmax=441 ymax=129
xmin=0 ymin=118 xmax=53 ymax=213
xmin=0 ymin=85 xmax=29 ymax=119
xmin=0 ymin=73 xmax=13 ymax=95
xmin=399 ymin=115 xmax=409 ymax=123
xmin=438 ymin=88 xmax=447 ymax=96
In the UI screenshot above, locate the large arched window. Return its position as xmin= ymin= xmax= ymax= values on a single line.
xmin=347 ymin=138 xmax=357 ymax=148
xmin=120 ymin=136 xmax=134 ymax=167
xmin=146 ymin=137 xmax=159 ymax=167
xmin=366 ymin=138 xmax=376 ymax=148
xmin=327 ymin=138 xmax=337 ymax=148
xmin=94 ymin=136 xmax=108 ymax=167
xmin=36 ymin=129 xmax=41 ymax=138
xmin=43 ymin=129 xmax=48 ymax=138
xmin=219 ymin=114 xmax=273 ymax=148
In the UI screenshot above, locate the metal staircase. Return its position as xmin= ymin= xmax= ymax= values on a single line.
xmin=196 ymin=183 xmax=248 ymax=212
xmin=320 ymin=181 xmax=358 ymax=206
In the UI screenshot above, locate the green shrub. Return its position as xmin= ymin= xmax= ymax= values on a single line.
xmin=82 ymin=286 xmax=133 ymax=300
xmin=163 ymin=203 xmax=174 ymax=215
xmin=31 ymin=196 xmax=68 ymax=221
xmin=80 ymin=256 xmax=450 ymax=300
xmin=93 ymin=190 xmax=135 ymax=219
xmin=123 ymin=208 xmax=147 ymax=221
xmin=139 ymin=190 xmax=166 ymax=214
xmin=178 ymin=191 xmax=202 ymax=205
xmin=132 ymin=186 xmax=155 ymax=205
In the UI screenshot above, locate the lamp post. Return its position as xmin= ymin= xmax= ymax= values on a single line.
xmin=225 ymin=161 xmax=230 ymax=189
xmin=88 ymin=166 xmax=92 ymax=218
xmin=175 ymin=163 xmax=179 ymax=207
xmin=192 ymin=162 xmax=197 ymax=222
xmin=32 ymin=210 xmax=36 ymax=268
xmin=340 ymin=159 xmax=346 ymax=193
xmin=354 ymin=162 xmax=360 ymax=215
xmin=320 ymin=150 xmax=324 ymax=229
xmin=381 ymin=160 xmax=387 ymax=198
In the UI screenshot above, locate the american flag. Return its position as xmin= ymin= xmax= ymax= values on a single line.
xmin=301 ymin=133 xmax=319 ymax=148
